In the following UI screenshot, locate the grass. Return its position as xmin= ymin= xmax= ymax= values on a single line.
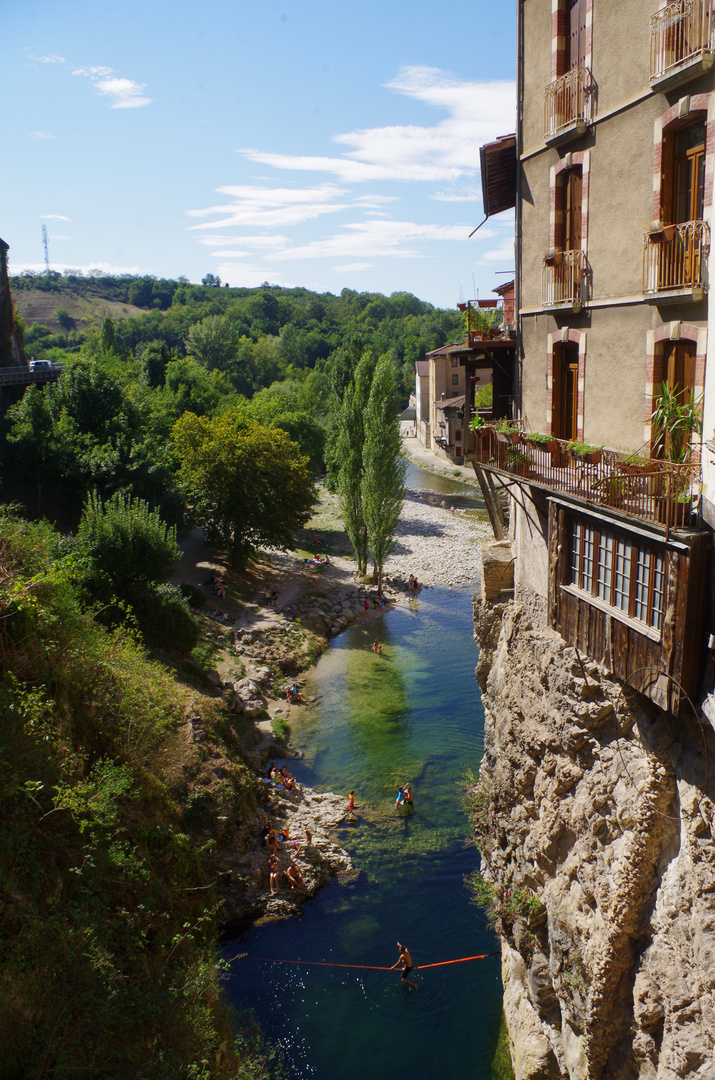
xmin=271 ymin=716 xmax=290 ymax=743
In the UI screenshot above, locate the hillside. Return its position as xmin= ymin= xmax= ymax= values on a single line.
xmin=14 ymin=287 xmax=146 ymax=333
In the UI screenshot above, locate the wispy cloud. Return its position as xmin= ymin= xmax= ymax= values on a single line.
xmin=433 ymin=187 xmax=481 ymax=203
xmin=72 ymin=65 xmax=151 ymax=108
xmin=333 ymin=262 xmax=372 ymax=272
xmin=188 ymin=184 xmax=349 ymax=229
xmin=264 ymin=219 xmax=483 ymax=262
xmin=29 ymin=131 xmax=57 ymax=140
xmin=41 ymin=214 xmax=72 ymax=221
xmin=16 ymin=261 xmax=147 ymax=276
xmin=239 ymin=66 xmax=514 ymax=183
xmin=212 ymin=262 xmax=291 ymax=289
xmin=30 ymin=53 xmax=65 ymax=64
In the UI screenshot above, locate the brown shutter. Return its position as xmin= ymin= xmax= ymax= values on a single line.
xmin=566 ymin=169 xmax=582 ymax=251
xmin=661 ymin=129 xmax=675 ymax=225
xmin=569 ymin=0 xmax=586 ymax=69
xmin=552 ymin=345 xmax=563 ymax=438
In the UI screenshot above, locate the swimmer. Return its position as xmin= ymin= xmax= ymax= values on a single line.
xmin=372 ymin=640 xmax=379 ymax=653
xmin=394 ymin=786 xmax=405 ymax=810
xmin=348 ymin=790 xmax=355 ymax=814
xmin=390 ymin=942 xmax=417 ymax=989
xmin=377 ymin=643 xmax=383 ymax=656
xmin=403 ymin=783 xmax=413 ymax=808
xmin=268 ymin=854 xmax=280 ymax=895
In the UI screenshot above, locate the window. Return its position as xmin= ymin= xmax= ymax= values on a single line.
xmin=564 ymin=167 xmax=583 ymax=251
xmin=569 ymin=519 xmax=667 ymax=631
xmin=451 ymin=357 xmax=459 ymax=368
xmin=552 ymin=341 xmax=579 ymax=440
xmin=452 ymin=373 xmax=459 ymax=386
xmin=662 ymin=117 xmax=707 ymax=225
xmin=568 ymin=0 xmax=587 ymax=72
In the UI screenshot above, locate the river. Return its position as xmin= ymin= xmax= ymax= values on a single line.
xmin=222 ymin=465 xmax=507 ymax=1078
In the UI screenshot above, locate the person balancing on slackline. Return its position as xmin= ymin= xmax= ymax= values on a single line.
xmin=390 ymin=942 xmax=417 ymax=989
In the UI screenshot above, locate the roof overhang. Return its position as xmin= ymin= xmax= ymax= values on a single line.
xmin=479 ymin=135 xmax=517 ymax=218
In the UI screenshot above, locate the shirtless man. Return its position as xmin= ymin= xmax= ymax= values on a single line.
xmin=390 ymin=942 xmax=417 ymax=989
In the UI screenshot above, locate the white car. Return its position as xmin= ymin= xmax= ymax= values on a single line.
xmin=29 ymin=359 xmax=53 ymax=372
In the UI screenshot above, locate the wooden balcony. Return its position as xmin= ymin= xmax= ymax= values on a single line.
xmin=643 ymin=220 xmax=710 ymax=303
xmin=542 ymin=250 xmax=586 ymax=310
xmin=650 ymin=0 xmax=715 ymax=89
xmin=473 ymin=428 xmax=700 ymax=538
xmin=544 ymin=67 xmax=591 ymax=144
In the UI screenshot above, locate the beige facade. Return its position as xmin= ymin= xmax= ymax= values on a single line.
xmin=428 ymin=349 xmax=467 ymax=455
xmin=520 ymin=0 xmax=713 ymax=461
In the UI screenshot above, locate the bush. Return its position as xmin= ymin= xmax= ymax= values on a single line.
xmin=134 ymin=584 xmax=200 ymax=652
xmin=179 ymin=582 xmax=207 ymax=608
xmin=271 ymin=716 xmax=290 ymax=742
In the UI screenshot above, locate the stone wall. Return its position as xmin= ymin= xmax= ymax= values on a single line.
xmin=473 ymin=593 xmax=715 ymax=1080
xmin=0 ymin=239 xmax=26 ymax=368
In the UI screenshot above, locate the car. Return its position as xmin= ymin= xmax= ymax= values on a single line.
xmin=29 ymin=359 xmax=53 ymax=372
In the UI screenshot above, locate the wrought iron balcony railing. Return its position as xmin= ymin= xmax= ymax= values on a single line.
xmin=650 ymin=0 xmax=714 ymax=83
xmin=544 ymin=67 xmax=591 ymax=141
xmin=643 ymin=219 xmax=710 ymax=298
xmin=542 ymin=249 xmax=586 ymax=308
xmin=473 ymin=428 xmax=700 ymax=537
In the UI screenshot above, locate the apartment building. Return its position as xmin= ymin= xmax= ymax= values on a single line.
xmin=478 ymin=0 xmax=715 ymax=713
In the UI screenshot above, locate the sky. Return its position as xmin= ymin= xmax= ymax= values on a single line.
xmin=5 ymin=0 xmax=516 ymax=309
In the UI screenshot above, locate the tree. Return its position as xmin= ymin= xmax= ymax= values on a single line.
xmin=185 ymin=314 xmax=239 ymax=373
xmin=335 ymin=351 xmax=376 ymax=574
xmin=141 ymin=340 xmax=169 ymax=388
xmin=362 ymin=357 xmax=406 ymax=590
xmin=100 ymin=317 xmax=115 ymax=354
xmin=172 ymin=412 xmax=315 ymax=568
xmin=201 ymin=272 xmax=221 ymax=287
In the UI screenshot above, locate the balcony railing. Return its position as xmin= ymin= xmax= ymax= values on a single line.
xmin=544 ymin=67 xmax=591 ymax=141
xmin=643 ymin=220 xmax=710 ymax=298
xmin=473 ymin=428 xmax=700 ymax=536
xmin=650 ymin=0 xmax=714 ymax=83
xmin=542 ymin=249 xmax=586 ymax=308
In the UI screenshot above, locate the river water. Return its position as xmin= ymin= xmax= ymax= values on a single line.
xmin=223 ymin=466 xmax=507 ymax=1078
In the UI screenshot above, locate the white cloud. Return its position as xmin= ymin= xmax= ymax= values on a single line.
xmin=41 ymin=214 xmax=72 ymax=221
xmin=188 ymin=184 xmax=349 ymax=229
xmin=30 ymin=54 xmax=65 ymax=64
xmin=333 ymin=262 xmax=372 ymax=272
xmin=16 ymin=261 xmax=146 ymax=276
xmin=72 ymin=66 xmax=151 ymax=108
xmin=433 ymin=187 xmax=481 ymax=203
xmin=264 ymin=219 xmax=478 ymax=262
xmin=213 ymin=262 xmax=291 ymax=288
xmin=239 ymin=66 xmax=515 ymax=183
xmin=198 ymin=234 xmax=290 ymax=249
xmin=29 ymin=131 xmax=57 ymax=140
xmin=209 ymin=250 xmax=250 ymax=258
xmin=480 ymin=241 xmax=515 ymax=264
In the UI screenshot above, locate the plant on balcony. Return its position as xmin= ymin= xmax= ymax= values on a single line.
xmin=566 ymin=440 xmax=603 ymax=465
xmin=596 ymin=472 xmax=627 ymax=508
xmin=525 ymin=431 xmax=559 ymax=450
xmin=650 ymin=382 xmax=703 ymax=464
xmin=495 ymin=419 xmax=521 ymax=444
xmin=470 ymin=415 xmax=486 ymax=432
xmin=506 ymin=447 xmax=532 ymax=476
xmin=619 ymin=451 xmax=652 ymax=475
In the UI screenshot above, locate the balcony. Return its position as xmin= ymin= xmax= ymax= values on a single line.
xmin=473 ymin=427 xmax=700 ymax=537
xmin=643 ymin=219 xmax=710 ymax=303
xmin=542 ymin=250 xmax=587 ymax=310
xmin=650 ymin=0 xmax=715 ymax=90
xmin=544 ymin=67 xmax=592 ymax=144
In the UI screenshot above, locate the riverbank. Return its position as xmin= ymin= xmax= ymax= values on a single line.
xmin=171 ymin=473 xmax=491 ymax=925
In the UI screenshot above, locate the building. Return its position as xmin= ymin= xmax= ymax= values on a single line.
xmin=414 ymin=359 xmax=430 ymax=447
xmin=476 ymin=0 xmax=715 ymax=714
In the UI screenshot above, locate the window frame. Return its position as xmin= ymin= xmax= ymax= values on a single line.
xmin=566 ymin=517 xmax=667 ymax=636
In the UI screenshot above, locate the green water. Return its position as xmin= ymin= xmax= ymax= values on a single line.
xmin=224 ymin=573 xmax=507 ymax=1078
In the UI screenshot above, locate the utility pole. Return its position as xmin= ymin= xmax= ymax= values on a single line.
xmin=42 ymin=224 xmax=50 ymax=274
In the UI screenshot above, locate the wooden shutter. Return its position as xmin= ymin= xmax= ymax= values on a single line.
xmin=552 ymin=345 xmax=563 ymax=437
xmin=661 ymin=129 xmax=675 ymax=225
xmin=565 ymin=169 xmax=582 ymax=251
xmin=569 ymin=0 xmax=586 ymax=69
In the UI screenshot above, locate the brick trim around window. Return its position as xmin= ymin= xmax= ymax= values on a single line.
xmin=546 ymin=327 xmax=586 ymax=439
xmin=652 ymin=93 xmax=714 ymax=226
xmin=550 ymin=150 xmax=591 ymax=253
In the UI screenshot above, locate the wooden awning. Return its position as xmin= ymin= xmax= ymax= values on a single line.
xmin=479 ymin=135 xmax=517 ymax=218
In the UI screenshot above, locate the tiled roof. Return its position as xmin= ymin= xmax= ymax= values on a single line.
xmin=435 ymin=395 xmax=465 ymax=410
xmin=415 ymin=360 xmax=429 ymax=377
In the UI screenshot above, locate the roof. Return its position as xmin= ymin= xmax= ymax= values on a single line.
xmin=427 ymin=342 xmax=472 ymax=359
xmin=493 ymin=280 xmax=514 ymax=296
xmin=435 ymin=395 xmax=465 ymax=411
xmin=479 ymin=135 xmax=517 ymax=218
xmin=415 ymin=360 xmax=429 ymax=377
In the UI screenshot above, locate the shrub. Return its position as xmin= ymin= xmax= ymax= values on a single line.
xmin=134 ymin=583 xmax=200 ymax=652
xmin=179 ymin=582 xmax=207 ymax=608
xmin=271 ymin=716 xmax=290 ymax=742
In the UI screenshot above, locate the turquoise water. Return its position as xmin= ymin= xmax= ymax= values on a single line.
xmin=223 ymin=475 xmax=504 ymax=1078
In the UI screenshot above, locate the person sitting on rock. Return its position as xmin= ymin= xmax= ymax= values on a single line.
xmin=304 ymin=826 xmax=313 ymax=846
xmin=280 ymin=766 xmax=298 ymax=791
xmin=286 ymin=863 xmax=304 ymax=890
xmin=265 ymin=825 xmax=279 ymax=854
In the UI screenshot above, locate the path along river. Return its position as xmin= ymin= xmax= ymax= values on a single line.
xmin=223 ymin=466 xmax=506 ymax=1078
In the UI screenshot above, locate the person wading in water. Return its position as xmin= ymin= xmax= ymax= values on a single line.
xmin=390 ymin=942 xmax=417 ymax=989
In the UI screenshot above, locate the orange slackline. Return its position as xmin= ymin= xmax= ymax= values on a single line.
xmin=245 ymin=953 xmax=492 ymax=971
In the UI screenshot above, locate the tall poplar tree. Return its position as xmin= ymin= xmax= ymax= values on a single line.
xmin=361 ymin=356 xmax=406 ymax=589
xmin=335 ymin=350 xmax=375 ymax=574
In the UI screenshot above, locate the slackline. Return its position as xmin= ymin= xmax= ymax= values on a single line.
xmin=244 ymin=953 xmax=496 ymax=971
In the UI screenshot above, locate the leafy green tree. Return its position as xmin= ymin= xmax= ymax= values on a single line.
xmin=185 ymin=314 xmax=239 ymax=372
xmin=5 ymin=384 xmax=53 ymax=514
xmin=335 ymin=351 xmax=376 ymax=574
xmin=141 ymin=340 xmax=169 ymax=387
xmin=100 ymin=317 xmax=115 ymax=354
xmin=201 ymin=272 xmax=221 ymax=287
xmin=77 ymin=491 xmax=197 ymax=649
xmin=55 ymin=307 xmax=74 ymax=330
xmin=362 ymin=357 xmax=406 ymax=589
xmin=163 ymin=357 xmax=232 ymax=417
xmin=173 ymin=412 xmax=315 ymax=568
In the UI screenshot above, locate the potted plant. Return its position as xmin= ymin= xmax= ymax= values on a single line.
xmin=618 ymin=450 xmax=651 ymax=475
xmin=566 ymin=440 xmax=603 ymax=465
xmin=596 ymin=472 xmax=626 ymax=508
xmin=651 ymin=382 xmax=702 ymax=527
xmin=525 ymin=431 xmax=560 ymax=454
xmin=496 ymin=419 xmax=521 ymax=444
xmin=506 ymin=446 xmax=532 ymax=476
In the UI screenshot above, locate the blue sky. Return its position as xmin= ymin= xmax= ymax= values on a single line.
xmin=6 ymin=0 xmax=516 ymax=308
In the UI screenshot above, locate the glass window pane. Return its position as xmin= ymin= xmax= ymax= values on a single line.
xmin=597 ymin=534 xmax=612 ymax=600
xmin=634 ymin=549 xmax=651 ymax=623
xmin=571 ymin=521 xmax=582 ymax=586
xmin=651 ymin=551 xmax=666 ymax=631
xmin=582 ymin=525 xmax=594 ymax=593
xmin=614 ymin=538 xmax=631 ymax=612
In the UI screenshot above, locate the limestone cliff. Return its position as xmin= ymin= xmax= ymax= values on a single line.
xmin=473 ymin=594 xmax=715 ymax=1080
xmin=0 ymin=238 xmax=26 ymax=367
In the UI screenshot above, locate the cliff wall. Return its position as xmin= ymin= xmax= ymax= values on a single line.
xmin=473 ymin=593 xmax=715 ymax=1080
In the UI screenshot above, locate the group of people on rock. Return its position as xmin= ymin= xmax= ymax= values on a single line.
xmin=261 ymin=807 xmax=313 ymax=894
xmin=285 ymin=683 xmax=306 ymax=705
xmin=306 ymin=553 xmax=331 ymax=566
xmin=269 ymin=762 xmax=299 ymax=791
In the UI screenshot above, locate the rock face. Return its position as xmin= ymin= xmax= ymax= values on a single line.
xmin=213 ymin=781 xmax=354 ymax=932
xmin=473 ymin=592 xmax=715 ymax=1080
xmin=0 ymin=239 xmax=25 ymax=368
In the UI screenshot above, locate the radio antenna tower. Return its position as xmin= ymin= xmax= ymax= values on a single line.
xmin=42 ymin=223 xmax=50 ymax=274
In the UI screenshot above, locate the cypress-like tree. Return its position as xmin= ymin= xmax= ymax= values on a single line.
xmin=335 ymin=350 xmax=375 ymax=574
xmin=361 ymin=356 xmax=406 ymax=590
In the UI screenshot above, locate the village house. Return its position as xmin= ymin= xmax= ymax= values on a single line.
xmin=475 ymin=0 xmax=715 ymax=715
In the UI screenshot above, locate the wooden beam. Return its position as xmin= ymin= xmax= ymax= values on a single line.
xmin=474 ymin=464 xmax=506 ymax=540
